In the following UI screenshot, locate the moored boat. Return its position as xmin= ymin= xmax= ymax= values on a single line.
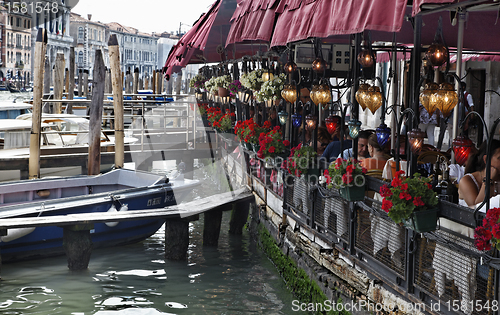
xmin=0 ymin=168 xmax=199 ymax=262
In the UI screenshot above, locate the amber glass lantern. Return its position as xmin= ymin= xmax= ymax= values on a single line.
xmin=419 ymin=82 xmax=439 ymax=115
xmin=355 ymin=83 xmax=369 ymax=111
xmin=365 ymin=86 xmax=383 ymax=114
xmin=425 ymin=43 xmax=448 ymax=67
xmin=281 ymin=84 xmax=297 ymax=103
xmin=431 ymin=82 xmax=458 ymax=118
xmin=284 ymin=61 xmax=297 ymax=74
xmin=452 ymin=135 xmax=474 ymax=166
xmin=357 ymin=48 xmax=375 ymax=67
xmin=262 ymin=72 xmax=274 ymax=82
xmin=311 ymin=57 xmax=327 ymax=73
xmin=408 ymin=128 xmax=426 ymax=155
xmin=325 ymin=115 xmax=341 ymax=135
xmin=305 ymin=114 xmax=318 ymax=130
xmin=310 ymin=85 xmax=319 ymax=105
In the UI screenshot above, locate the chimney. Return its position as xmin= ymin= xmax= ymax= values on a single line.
xmin=87 ymin=14 xmax=92 ymax=21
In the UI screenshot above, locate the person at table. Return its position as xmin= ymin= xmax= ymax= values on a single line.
xmin=458 ymin=140 xmax=500 ymax=207
xmin=361 ymin=134 xmax=388 ymax=170
xmin=337 ymin=130 xmax=372 ymax=160
xmin=321 ymin=125 xmax=352 ymax=163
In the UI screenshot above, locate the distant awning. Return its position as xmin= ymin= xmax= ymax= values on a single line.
xmin=376 ymin=51 xmax=412 ymax=63
xmin=449 ymin=53 xmax=500 ymax=63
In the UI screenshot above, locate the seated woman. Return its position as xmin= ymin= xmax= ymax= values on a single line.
xmin=458 ymin=140 xmax=500 ymax=207
xmin=361 ymin=134 xmax=388 ymax=170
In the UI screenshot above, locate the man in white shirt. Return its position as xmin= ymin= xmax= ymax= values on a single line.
xmin=338 ymin=130 xmax=372 ymax=160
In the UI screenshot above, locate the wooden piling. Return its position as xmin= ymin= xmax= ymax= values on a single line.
xmin=62 ymin=224 xmax=93 ymax=270
xmin=144 ymin=74 xmax=149 ymax=90
xmin=108 ymin=34 xmax=124 ymax=169
xmin=53 ymin=53 xmax=65 ymax=114
xmin=133 ymin=67 xmax=139 ymax=99
xmin=175 ymin=72 xmax=182 ymax=95
xmin=78 ymin=69 xmax=83 ymax=97
xmin=229 ymin=200 xmax=251 ymax=235
xmin=64 ymin=68 xmax=69 ymax=98
xmin=152 ymin=70 xmax=156 ymax=95
xmin=68 ymin=47 xmax=75 ymax=102
xmin=83 ymin=69 xmax=89 ymax=99
xmin=29 ymin=28 xmax=47 ymax=180
xmin=88 ymin=50 xmax=105 ymax=176
xmin=203 ymin=206 xmax=226 ymax=246
xmin=164 ymin=219 xmax=189 ymax=260
xmin=105 ymin=68 xmax=111 ymax=94
xmin=156 ymin=70 xmax=162 ymax=94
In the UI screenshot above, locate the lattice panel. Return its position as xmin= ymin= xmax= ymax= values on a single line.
xmin=415 ymin=229 xmax=494 ymax=315
xmin=356 ymin=207 xmax=406 ymax=278
xmin=314 ymin=194 xmax=350 ymax=241
xmin=287 ymin=177 xmax=311 ymax=217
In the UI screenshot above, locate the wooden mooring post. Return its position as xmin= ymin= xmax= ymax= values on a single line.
xmin=62 ymin=224 xmax=93 ymax=270
xmin=88 ymin=50 xmax=105 ymax=175
xmin=108 ymin=34 xmax=124 ymax=169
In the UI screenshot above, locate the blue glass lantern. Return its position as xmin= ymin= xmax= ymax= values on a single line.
xmin=376 ymin=123 xmax=391 ymax=148
xmin=278 ymin=111 xmax=288 ymax=125
xmin=292 ymin=113 xmax=302 ymax=128
xmin=348 ymin=119 xmax=361 ymax=139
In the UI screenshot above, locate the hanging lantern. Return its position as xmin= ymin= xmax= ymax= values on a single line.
xmin=305 ymin=114 xmax=318 ymax=130
xmin=281 ymin=84 xmax=297 ymax=104
xmin=316 ymin=83 xmax=331 ymax=106
xmin=325 ymin=115 xmax=341 ymax=135
xmin=357 ymin=48 xmax=375 ymax=67
xmin=365 ymin=86 xmax=383 ymax=114
xmin=310 ymin=85 xmax=320 ymax=105
xmin=425 ymin=43 xmax=448 ymax=67
xmin=284 ymin=61 xmax=297 ymax=74
xmin=311 ymin=57 xmax=327 ymax=73
xmin=376 ymin=123 xmax=391 ymax=149
xmin=431 ymin=82 xmax=458 ymax=118
xmin=452 ymin=135 xmax=474 ymax=166
xmin=292 ymin=113 xmax=302 ymax=128
xmin=348 ymin=119 xmax=361 ymax=139
xmin=262 ymin=72 xmax=274 ymax=82
xmin=408 ymin=128 xmax=426 ymax=155
xmin=419 ymin=82 xmax=439 ymax=116
xmin=278 ymin=111 xmax=288 ymax=125
xmin=355 ymin=83 xmax=370 ymax=111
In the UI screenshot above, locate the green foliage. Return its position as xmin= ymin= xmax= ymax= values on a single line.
xmin=258 ymin=224 xmax=349 ymax=315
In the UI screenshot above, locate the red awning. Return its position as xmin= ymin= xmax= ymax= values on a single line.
xmin=412 ymin=0 xmax=454 ymax=16
xmin=270 ymin=0 xmax=407 ymax=47
xmin=226 ymin=0 xmax=280 ymax=45
xmin=449 ymin=53 xmax=500 ymax=63
xmin=164 ymin=0 xmax=223 ymax=78
xmin=376 ymin=51 xmax=412 ymax=63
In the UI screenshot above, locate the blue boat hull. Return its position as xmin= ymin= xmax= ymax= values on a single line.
xmin=0 ymin=170 xmax=198 ymax=262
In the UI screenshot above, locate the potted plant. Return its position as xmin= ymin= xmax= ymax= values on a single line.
xmin=326 ymin=158 xmax=367 ymax=201
xmin=241 ymin=120 xmax=272 ymax=152
xmin=255 ymin=73 xmax=287 ymax=104
xmin=213 ymin=112 xmax=235 ymax=133
xmin=474 ymin=208 xmax=500 ymax=251
xmin=283 ymin=143 xmax=318 ymax=179
xmin=234 ymin=119 xmax=253 ymax=149
xmin=240 ymin=69 xmax=265 ymax=92
xmin=189 ymin=74 xmax=206 ymax=91
xmin=207 ymin=107 xmax=223 ymax=129
xmin=214 ymin=75 xmax=232 ymax=97
xmin=228 ymin=79 xmax=242 ymax=98
xmin=379 ymin=170 xmax=439 ymax=233
xmin=257 ymin=127 xmax=289 ymax=167
xmin=204 ymin=77 xmax=218 ymax=95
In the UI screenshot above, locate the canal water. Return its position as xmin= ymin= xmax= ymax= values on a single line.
xmin=0 ymin=105 xmax=308 ymax=315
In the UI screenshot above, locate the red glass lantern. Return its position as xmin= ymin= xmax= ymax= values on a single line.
xmin=284 ymin=61 xmax=297 ymax=74
xmin=325 ymin=115 xmax=341 ymax=135
xmin=452 ymin=135 xmax=474 ymax=166
xmin=425 ymin=43 xmax=448 ymax=67
xmin=357 ymin=48 xmax=375 ymax=67
xmin=311 ymin=58 xmax=327 ymax=73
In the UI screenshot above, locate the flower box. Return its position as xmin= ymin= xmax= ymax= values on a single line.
xmin=339 ymin=185 xmax=365 ymax=201
xmin=402 ymin=207 xmax=439 ymax=233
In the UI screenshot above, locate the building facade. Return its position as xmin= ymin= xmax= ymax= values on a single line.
xmin=0 ymin=6 xmax=32 ymax=86
xmin=69 ymin=13 xmax=108 ymax=76
xmin=107 ymin=22 xmax=158 ymax=78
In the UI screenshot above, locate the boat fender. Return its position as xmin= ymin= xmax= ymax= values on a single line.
xmin=1 ymin=227 xmax=36 ymax=242
xmin=105 ymin=204 xmax=128 ymax=227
